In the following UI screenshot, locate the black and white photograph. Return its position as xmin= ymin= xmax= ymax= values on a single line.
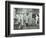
xmin=14 ymin=8 xmax=39 ymax=30
xmin=5 ymin=1 xmax=45 ymax=37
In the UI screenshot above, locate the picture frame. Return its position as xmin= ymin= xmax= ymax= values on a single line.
xmin=5 ymin=1 xmax=45 ymax=37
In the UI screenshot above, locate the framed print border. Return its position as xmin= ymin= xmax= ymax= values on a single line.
xmin=5 ymin=1 xmax=45 ymax=37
